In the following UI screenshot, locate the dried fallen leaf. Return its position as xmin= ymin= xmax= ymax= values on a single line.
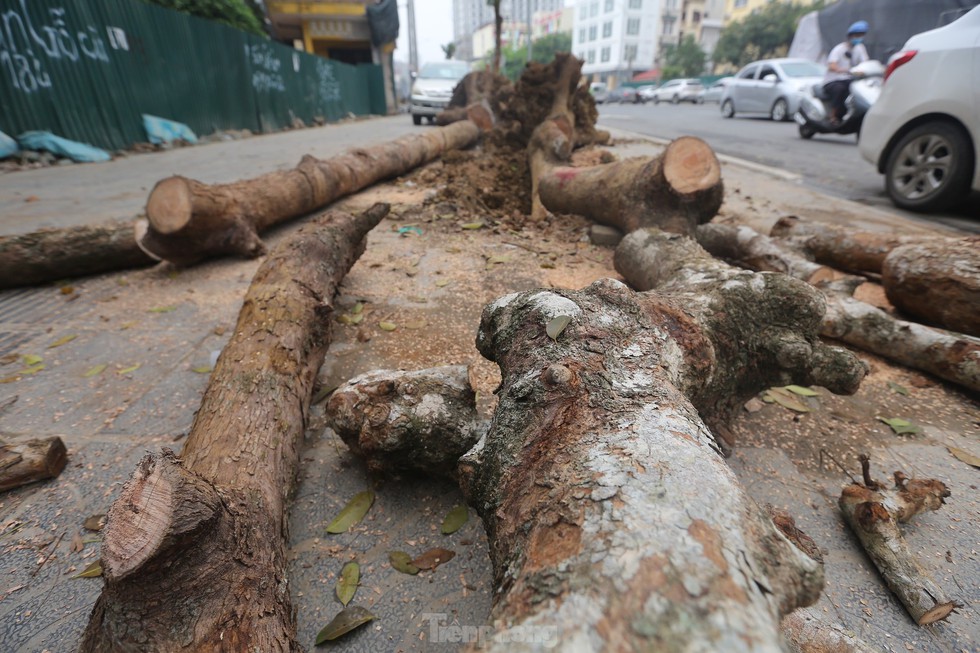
xmin=486 ymin=255 xmax=510 ymax=265
xmin=388 ymin=551 xmax=420 ymax=575
xmin=315 ymin=606 xmax=375 ymax=644
xmin=876 ymin=416 xmax=922 ymax=435
xmin=74 ymin=561 xmax=102 ymax=578
xmin=411 ymin=548 xmax=456 ymax=571
xmin=404 ymin=320 xmax=427 ymax=330
xmin=435 ymin=279 xmax=451 ymax=287
xmin=782 ymin=385 xmax=819 ymax=397
xmin=83 ymin=514 xmax=106 ymax=532
xmin=378 ymin=321 xmax=397 ymax=332
xmin=887 ymin=381 xmax=910 ymax=396
xmin=22 ymin=354 xmax=43 ymax=367
xmin=441 ymin=505 xmax=468 ymax=535
xmin=764 ymin=389 xmax=810 ymax=413
xmin=947 ymin=446 xmax=980 ymax=469
xmin=336 ymin=562 xmax=359 ymax=606
xmin=148 ymin=305 xmax=177 ymax=313
xmin=326 ymin=490 xmax=375 ymax=534
xmin=546 ymin=315 xmax=572 ymax=341
xmin=47 ymin=334 xmax=77 ymax=349
xmin=743 ymin=398 xmax=765 ymax=413
xmin=191 ymin=366 xmax=212 ymax=374
xmin=0 ymin=376 xmax=18 ymax=384
xmin=117 ymin=364 xmax=141 ymax=375
xmin=83 ymin=364 xmax=107 ymax=378
xmin=70 ymin=532 xmax=84 ymax=553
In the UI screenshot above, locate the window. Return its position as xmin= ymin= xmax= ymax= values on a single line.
xmin=579 ymin=28 xmax=586 ymax=42
xmin=602 ymin=22 xmax=612 ymax=38
xmin=605 ymin=0 xmax=614 ymax=12
xmin=692 ymin=11 xmax=701 ymax=23
xmin=662 ymin=17 xmax=675 ymax=35
xmin=587 ymin=49 xmax=596 ymax=63
xmin=738 ymin=65 xmax=757 ymax=79
xmin=601 ymin=46 xmax=610 ymax=62
xmin=734 ymin=0 xmax=747 ymax=7
xmin=589 ymin=25 xmax=597 ymax=40
xmin=579 ymin=4 xmax=587 ymax=19
xmin=591 ymin=2 xmax=599 ymax=17
xmin=626 ymin=17 xmax=640 ymax=35
xmin=624 ymin=44 xmax=637 ymax=61
xmin=629 ymin=0 xmax=642 ymax=7
xmin=758 ymin=66 xmax=778 ymax=80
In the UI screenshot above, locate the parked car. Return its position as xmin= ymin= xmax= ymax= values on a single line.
xmin=590 ymin=82 xmax=609 ymax=104
xmin=720 ymin=59 xmax=825 ymax=121
xmin=858 ymin=6 xmax=980 ymax=212
xmin=697 ymin=77 xmax=733 ymax=104
xmin=637 ymin=84 xmax=659 ymax=102
xmin=410 ymin=60 xmax=470 ymax=125
xmin=608 ymin=86 xmax=642 ymax=104
xmin=649 ymin=79 xmax=703 ymax=104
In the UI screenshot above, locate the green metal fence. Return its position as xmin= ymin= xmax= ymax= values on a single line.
xmin=0 ymin=0 xmax=387 ymax=151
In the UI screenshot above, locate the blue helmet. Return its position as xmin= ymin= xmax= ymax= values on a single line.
xmin=848 ymin=20 xmax=869 ymax=35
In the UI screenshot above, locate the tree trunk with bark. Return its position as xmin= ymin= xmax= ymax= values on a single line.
xmin=79 ymin=204 xmax=389 ymax=652
xmin=0 ymin=436 xmax=68 ymax=492
xmin=839 ymin=456 xmax=957 ymax=626
xmin=447 ymin=233 xmax=865 ymax=651
xmin=693 ymin=223 xmax=980 ymax=393
xmin=882 ymin=240 xmax=980 ymax=338
xmin=0 ymin=221 xmax=156 ymax=289
xmin=140 ymin=123 xmax=479 ymax=266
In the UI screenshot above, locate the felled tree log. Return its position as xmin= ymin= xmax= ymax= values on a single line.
xmin=435 ymin=71 xmax=508 ymax=127
xmin=0 ymin=221 xmax=155 ymax=289
xmin=140 ymin=122 xmax=479 ymax=266
xmin=446 ymin=235 xmax=866 ymax=650
xmin=769 ymin=216 xmax=943 ymax=273
xmin=882 ymin=240 xmax=980 ymax=338
xmin=694 ymin=223 xmax=980 ymax=393
xmin=839 ymin=456 xmax=957 ymax=626
xmin=79 ymin=203 xmax=389 ymax=652
xmin=0 ymin=436 xmax=68 ymax=491
xmin=327 ymin=366 xmax=483 ymax=476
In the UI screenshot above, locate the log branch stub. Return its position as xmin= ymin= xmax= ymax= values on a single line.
xmin=81 ymin=204 xmax=390 ymax=653
xmin=460 ymin=278 xmax=825 ymax=651
xmin=0 ymin=221 xmax=155 ymax=289
xmin=327 ymin=366 xmax=482 ymax=476
xmin=537 ymin=138 xmax=723 ymax=234
xmin=881 ymin=240 xmax=980 ymax=338
xmin=140 ymin=122 xmax=479 ymax=266
xmin=0 ymin=436 xmax=67 ymax=492
xmin=839 ymin=459 xmax=957 ymax=626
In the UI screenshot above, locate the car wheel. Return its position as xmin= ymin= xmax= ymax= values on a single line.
xmin=653 ymin=96 xmax=660 ymax=105
xmin=798 ymin=123 xmax=815 ymax=140
xmin=671 ymin=94 xmax=679 ymax=105
xmin=771 ymin=98 xmax=789 ymax=122
xmin=426 ymin=116 xmax=435 ymax=124
xmin=721 ymin=99 xmax=735 ymax=118
xmin=697 ymin=96 xmax=704 ymax=105
xmin=412 ymin=114 xmax=422 ymax=126
xmin=885 ymin=121 xmax=974 ymax=212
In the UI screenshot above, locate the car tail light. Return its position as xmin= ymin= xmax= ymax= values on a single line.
xmin=884 ymin=50 xmax=917 ymax=83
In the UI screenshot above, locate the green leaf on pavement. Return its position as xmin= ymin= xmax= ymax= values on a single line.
xmin=74 ymin=561 xmax=103 ymax=578
xmin=326 ymin=490 xmax=375 ymax=534
xmin=460 ymin=222 xmax=484 ymax=230
xmin=546 ymin=315 xmax=572 ymax=341
xmin=148 ymin=305 xmax=177 ymax=313
xmin=336 ymin=562 xmax=359 ymax=606
xmin=876 ymin=416 xmax=922 ymax=435
xmin=441 ymin=504 xmax=469 ymax=535
xmin=22 ymin=354 xmax=43 ymax=367
xmin=83 ymin=364 xmax=107 ymax=378
xmin=378 ymin=321 xmax=397 ymax=331
xmin=48 ymin=334 xmax=77 ymax=348
xmin=117 ymin=364 xmax=141 ymax=375
xmin=764 ymin=389 xmax=810 ymax=413
xmin=389 ymin=551 xmax=420 ymax=574
xmin=783 ymin=385 xmax=819 ymax=397
xmin=887 ymin=381 xmax=909 ymax=396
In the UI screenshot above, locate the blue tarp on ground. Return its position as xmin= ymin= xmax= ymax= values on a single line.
xmin=17 ymin=131 xmax=111 ymax=163
xmin=142 ymin=115 xmax=198 ymax=145
xmin=0 ymin=131 xmax=17 ymax=159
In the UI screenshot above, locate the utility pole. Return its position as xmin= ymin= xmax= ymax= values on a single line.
xmin=407 ymin=0 xmax=418 ymax=73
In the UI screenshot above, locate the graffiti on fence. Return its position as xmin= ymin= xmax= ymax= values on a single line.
xmin=316 ymin=58 xmax=341 ymax=104
xmin=0 ymin=0 xmax=111 ymax=93
xmin=245 ymin=41 xmax=284 ymax=93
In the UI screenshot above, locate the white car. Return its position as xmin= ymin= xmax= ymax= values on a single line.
xmin=410 ymin=61 xmax=470 ymax=125
xmin=858 ymin=6 xmax=980 ymax=212
xmin=649 ymin=79 xmax=703 ymax=104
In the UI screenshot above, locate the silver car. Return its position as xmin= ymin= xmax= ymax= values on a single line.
xmin=649 ymin=79 xmax=704 ymax=104
xmin=410 ymin=61 xmax=470 ymax=125
xmin=720 ymin=58 xmax=825 ymax=121
xmin=697 ymin=78 xmax=733 ymax=104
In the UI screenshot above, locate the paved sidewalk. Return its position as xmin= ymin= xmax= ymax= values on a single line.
xmin=0 ymin=118 xmax=976 ymax=652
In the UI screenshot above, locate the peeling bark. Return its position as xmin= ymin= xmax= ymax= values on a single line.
xmin=327 ymin=366 xmax=482 ymax=476
xmin=140 ymin=123 xmax=479 ymax=266
xmin=0 ymin=221 xmax=155 ymax=289
xmin=0 ymin=436 xmax=67 ymax=491
xmin=695 ymin=223 xmax=980 ymax=394
xmin=839 ymin=457 xmax=957 ymax=626
xmin=882 ymin=241 xmax=980 ymax=338
xmin=80 ymin=204 xmax=390 ymax=652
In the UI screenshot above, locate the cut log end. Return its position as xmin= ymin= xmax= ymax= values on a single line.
xmin=918 ymin=601 xmax=958 ymax=625
xmin=0 ymin=436 xmax=68 ymax=492
xmin=146 ymin=176 xmax=194 ymax=234
xmin=662 ymin=136 xmax=721 ymax=196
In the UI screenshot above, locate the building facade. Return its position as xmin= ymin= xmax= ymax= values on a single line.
xmin=572 ymin=0 xmax=662 ymax=86
xmin=454 ymin=0 xmax=565 ymax=61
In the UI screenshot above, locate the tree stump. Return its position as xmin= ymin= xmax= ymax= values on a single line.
xmin=0 ymin=436 xmax=68 ymax=492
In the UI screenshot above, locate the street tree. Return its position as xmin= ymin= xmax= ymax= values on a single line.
xmin=500 ymin=32 xmax=573 ymax=80
xmin=713 ymin=0 xmax=821 ymax=68
xmin=660 ymin=34 xmax=706 ymax=79
xmin=488 ymin=0 xmax=503 ymax=74
xmin=441 ymin=42 xmax=457 ymax=59
xmin=144 ymin=0 xmax=266 ymax=36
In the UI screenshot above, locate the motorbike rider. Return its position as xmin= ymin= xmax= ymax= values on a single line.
xmin=822 ymin=20 xmax=870 ymax=124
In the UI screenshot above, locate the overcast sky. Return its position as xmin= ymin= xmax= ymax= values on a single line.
xmin=396 ymin=0 xmax=456 ymax=67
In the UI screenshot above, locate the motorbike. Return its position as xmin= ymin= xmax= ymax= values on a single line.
xmin=796 ymin=60 xmax=885 ymax=139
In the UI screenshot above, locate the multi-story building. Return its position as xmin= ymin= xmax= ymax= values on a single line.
xmin=532 ymin=6 xmax=575 ymax=38
xmin=266 ymin=0 xmax=397 ymax=111
xmin=454 ymin=0 xmax=565 ymax=61
xmin=655 ymin=0 xmax=724 ymax=72
xmin=572 ymin=0 xmax=662 ymax=87
xmin=472 ymin=20 xmax=530 ymax=60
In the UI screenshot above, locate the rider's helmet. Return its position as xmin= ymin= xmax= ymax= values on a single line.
xmin=848 ymin=20 xmax=869 ymax=35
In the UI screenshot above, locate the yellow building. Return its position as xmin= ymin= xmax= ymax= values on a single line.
xmin=726 ymin=0 xmax=819 ymax=23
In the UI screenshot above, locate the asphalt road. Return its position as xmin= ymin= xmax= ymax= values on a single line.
xmin=597 ymin=101 xmax=980 ymax=234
